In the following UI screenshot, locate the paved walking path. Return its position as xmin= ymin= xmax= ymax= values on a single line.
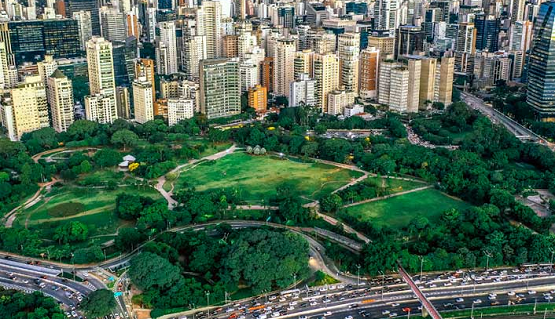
xmin=342 ymin=185 xmax=433 ymax=208
xmin=155 ymin=144 xmax=237 ymax=209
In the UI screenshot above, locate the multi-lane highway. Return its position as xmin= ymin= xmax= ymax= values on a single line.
xmin=163 ymin=265 xmax=555 ymax=319
xmin=460 ymin=92 xmax=550 ymax=145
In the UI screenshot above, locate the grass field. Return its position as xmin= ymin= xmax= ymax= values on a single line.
xmin=344 ymin=188 xmax=471 ymax=228
xmin=16 ymin=186 xmax=163 ymax=241
xmin=175 ymin=153 xmax=363 ymax=203
xmin=364 ymin=176 xmax=425 ymax=194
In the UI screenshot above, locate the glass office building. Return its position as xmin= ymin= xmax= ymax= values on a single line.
xmin=528 ymin=1 xmax=555 ymax=119
xmin=9 ymin=19 xmax=81 ymax=65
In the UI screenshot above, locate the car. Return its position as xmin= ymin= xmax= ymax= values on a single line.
xmin=71 ymin=311 xmax=77 ymax=318
xmin=389 ymin=313 xmax=397 ymax=318
xmin=488 ymin=295 xmax=496 ymax=300
xmin=391 ymin=303 xmax=400 ymax=307
xmin=299 ymin=316 xmax=307 ymax=319
xmin=309 ymin=302 xmax=317 ymax=306
xmin=490 ymin=301 xmax=500 ymax=306
xmin=344 ymin=316 xmax=352 ymax=319
xmin=473 ymin=299 xmax=482 ymax=304
xmin=545 ymin=295 xmax=554 ymax=301
xmin=289 ymin=301 xmax=297 ymax=306
xmin=507 ymin=291 xmax=516 ymax=296
xmin=271 ymin=312 xmax=280 ymax=318
xmin=528 ymin=290 xmax=537 ymax=295
xmin=324 ymin=312 xmax=332 ymax=316
xmin=455 ymin=298 xmax=464 ymax=303
xmin=382 ymin=310 xmax=390 ymax=315
xmin=349 ymin=303 xmax=358 ymax=308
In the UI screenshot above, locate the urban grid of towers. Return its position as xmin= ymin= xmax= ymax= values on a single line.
xmin=0 ymin=0 xmax=554 ymax=141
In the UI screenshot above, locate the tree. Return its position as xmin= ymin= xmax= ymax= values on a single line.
xmin=53 ymin=221 xmax=89 ymax=244
xmin=111 ymin=129 xmax=139 ymax=151
xmin=320 ymin=194 xmax=343 ymax=213
xmin=129 ymin=252 xmax=183 ymax=291
xmin=93 ymin=148 xmax=122 ymax=167
xmin=79 ymin=160 xmax=93 ymax=174
xmin=81 ymin=289 xmax=117 ymax=318
xmin=115 ymin=228 xmax=145 ymax=251
xmin=67 ymin=120 xmax=99 ymax=140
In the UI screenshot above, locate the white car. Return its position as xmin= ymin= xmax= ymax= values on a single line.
xmin=507 ymin=291 xmax=516 ymax=296
xmin=382 ymin=310 xmax=390 ymax=315
xmin=389 ymin=313 xmax=397 ymax=318
xmin=289 ymin=301 xmax=297 ymax=306
xmin=310 ymin=302 xmax=317 ymax=306
xmin=528 ymin=290 xmax=537 ymax=295
xmin=344 ymin=316 xmax=353 ymax=319
xmin=391 ymin=303 xmax=400 ymax=307
xmin=455 ymin=298 xmax=464 ymax=303
xmin=473 ymin=299 xmax=482 ymax=304
xmin=324 ymin=312 xmax=332 ymax=316
xmin=488 ymin=295 xmax=496 ymax=300
xmin=545 ymin=295 xmax=554 ymax=301
xmin=287 ymin=306 xmax=294 ymax=311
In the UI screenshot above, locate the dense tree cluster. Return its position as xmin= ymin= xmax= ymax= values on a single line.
xmin=80 ymin=289 xmax=117 ymax=318
xmin=0 ymin=288 xmax=64 ymax=319
xmin=128 ymin=227 xmax=309 ymax=316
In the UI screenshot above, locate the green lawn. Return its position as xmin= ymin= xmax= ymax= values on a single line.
xmin=176 ymin=153 xmax=363 ymax=203
xmin=344 ymin=188 xmax=471 ymax=228
xmin=15 ymin=186 xmax=163 ymax=242
xmin=364 ymin=176 xmax=425 ymax=194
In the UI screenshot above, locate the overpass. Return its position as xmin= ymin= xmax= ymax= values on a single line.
xmin=398 ymin=265 xmax=442 ymax=319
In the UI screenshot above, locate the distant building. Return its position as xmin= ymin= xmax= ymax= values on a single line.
xmin=248 ymin=84 xmax=267 ymax=112
xmin=168 ymin=98 xmax=195 ymax=126
xmin=199 ymin=58 xmax=241 ymax=119
xmin=289 ymin=73 xmax=316 ymax=107
xmin=47 ymin=69 xmax=74 ymax=132
xmin=327 ymin=90 xmax=356 ymax=116
xmin=132 ymin=77 xmax=154 ymax=124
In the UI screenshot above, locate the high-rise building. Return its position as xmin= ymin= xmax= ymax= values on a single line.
xmin=126 ymin=11 xmax=140 ymax=39
xmin=434 ymin=56 xmax=455 ymax=105
xmin=197 ymin=1 xmax=223 ymax=59
xmin=182 ymin=35 xmax=207 ymax=79
xmin=248 ymin=84 xmax=267 ymax=112
xmin=527 ymin=1 xmax=555 ymax=118
xmin=85 ymin=37 xmax=117 ymax=123
xmin=199 ymin=58 xmax=241 ymax=119
xmin=511 ymin=0 xmax=525 ymax=22
xmin=0 ymin=42 xmax=11 ymax=90
xmin=406 ymin=59 xmax=421 ymax=113
xmin=37 ymin=55 xmax=58 ymax=88
xmin=115 ymin=86 xmax=130 ymax=119
xmin=7 ymin=19 xmax=81 ymax=65
xmin=168 ymin=98 xmax=195 ymax=126
xmin=132 ymin=77 xmax=154 ymax=124
xmin=100 ymin=6 xmax=126 ymax=42
xmin=273 ymin=38 xmax=296 ymax=97
xmin=368 ymin=35 xmax=395 ymax=60
xmin=313 ymin=52 xmax=339 ymax=113
xmin=223 ymin=35 xmax=239 ymax=58
xmin=134 ymin=59 xmax=155 ymax=103
xmin=359 ymin=47 xmax=379 ymax=99
xmin=156 ymin=21 xmax=178 ymax=75
xmin=240 ymin=60 xmax=259 ymax=92
xmin=1 ymin=75 xmax=48 ymax=141
xmin=327 ymin=90 xmax=356 ymax=116
xmin=510 ymin=20 xmax=533 ymax=52
xmin=373 ymin=0 xmax=399 ymax=32
xmin=47 ymin=69 xmax=74 ymax=132
xmin=338 ymin=33 xmax=360 ymax=93
xmin=290 ymin=73 xmax=316 ymax=107
xmin=456 ymin=23 xmax=476 ymax=54
xmin=112 ymin=38 xmax=137 ymax=87
xmin=261 ymin=57 xmax=274 ymax=93
xmin=294 ymin=50 xmax=314 ymax=80
xmin=417 ymin=57 xmax=437 ymax=107
xmin=395 ymin=25 xmax=425 ymax=58
xmin=67 ymin=0 xmax=100 ymax=35
xmin=73 ymin=11 xmax=93 ymax=51
xmin=475 ymin=14 xmax=500 ymax=52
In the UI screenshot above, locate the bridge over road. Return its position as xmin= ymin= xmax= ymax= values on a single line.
xmin=399 ymin=265 xmax=443 ymax=319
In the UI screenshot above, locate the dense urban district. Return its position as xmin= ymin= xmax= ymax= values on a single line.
xmin=4 ymin=0 xmax=555 ymax=318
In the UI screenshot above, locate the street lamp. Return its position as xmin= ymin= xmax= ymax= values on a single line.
xmin=419 ymin=256 xmax=426 ymax=280
xmin=293 ymin=273 xmax=297 ymax=288
xmin=356 ymin=264 xmax=361 ymax=286
xmin=70 ymin=252 xmax=75 ymax=281
xmin=205 ymin=291 xmax=211 ymax=319
xmin=378 ymin=270 xmax=385 ymax=301
xmin=550 ymin=249 xmax=555 ymax=274
xmin=483 ymin=250 xmax=493 ymax=271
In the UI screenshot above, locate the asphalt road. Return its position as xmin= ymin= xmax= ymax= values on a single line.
xmin=460 ymin=92 xmax=547 ymax=144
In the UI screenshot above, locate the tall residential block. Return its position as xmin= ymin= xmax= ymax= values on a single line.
xmin=434 ymin=57 xmax=455 ymax=106
xmin=338 ymin=33 xmax=360 ymax=93
xmin=359 ymin=47 xmax=379 ymax=99
xmin=197 ymin=1 xmax=223 ymax=59
xmin=156 ymin=21 xmax=178 ymax=75
xmin=199 ymin=59 xmax=241 ymax=119
xmin=273 ymin=38 xmax=296 ymax=97
xmin=313 ymin=53 xmax=339 ymax=113
xmin=132 ymin=77 xmax=154 ymax=124
xmin=168 ymin=98 xmax=195 ymax=126
xmin=290 ymin=73 xmax=316 ymax=107
xmin=85 ymin=37 xmax=117 ymax=123
xmin=2 ymin=76 xmax=48 ymax=141
xmin=134 ymin=59 xmax=156 ymax=103
xmin=73 ymin=10 xmax=93 ymax=50
xmin=248 ymin=84 xmax=267 ymax=112
xmin=47 ymin=69 xmax=74 ymax=132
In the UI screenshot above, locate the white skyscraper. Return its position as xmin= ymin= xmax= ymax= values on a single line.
xmin=156 ymin=21 xmax=178 ymax=75
xmin=197 ymin=1 xmax=223 ymax=59
xmin=73 ymin=11 xmax=93 ymax=51
xmin=47 ymin=70 xmax=75 ymax=132
xmin=132 ymin=77 xmax=154 ymax=124
xmin=289 ymin=73 xmax=316 ymax=107
xmin=338 ymin=33 xmax=360 ymax=93
xmin=182 ymin=35 xmax=207 ymax=79
xmin=85 ymin=37 xmax=117 ymax=123
xmin=273 ymin=38 xmax=296 ymax=97
xmin=100 ymin=6 xmax=127 ymax=42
